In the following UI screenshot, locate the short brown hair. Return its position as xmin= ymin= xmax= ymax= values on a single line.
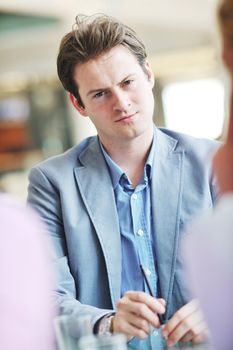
xmin=218 ymin=0 xmax=233 ymax=44
xmin=57 ymin=14 xmax=147 ymax=107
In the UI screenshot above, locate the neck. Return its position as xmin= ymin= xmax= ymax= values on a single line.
xmin=101 ymin=130 xmax=154 ymax=187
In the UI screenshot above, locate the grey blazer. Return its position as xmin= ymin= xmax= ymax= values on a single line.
xmin=27 ymin=127 xmax=218 ymax=325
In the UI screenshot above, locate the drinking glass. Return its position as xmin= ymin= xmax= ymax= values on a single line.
xmin=78 ymin=334 xmax=128 ymax=350
xmin=54 ymin=313 xmax=92 ymax=350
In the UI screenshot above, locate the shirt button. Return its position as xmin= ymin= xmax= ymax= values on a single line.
xmin=132 ymin=193 xmax=138 ymax=200
xmin=146 ymin=269 xmax=151 ymax=276
xmin=137 ymin=229 xmax=144 ymax=236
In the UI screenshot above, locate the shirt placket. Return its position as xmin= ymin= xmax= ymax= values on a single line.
xmin=130 ymin=188 xmax=158 ymax=297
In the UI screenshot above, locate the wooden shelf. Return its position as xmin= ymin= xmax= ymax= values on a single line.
xmin=0 ymin=121 xmax=31 ymax=151
xmin=0 ymin=149 xmax=43 ymax=172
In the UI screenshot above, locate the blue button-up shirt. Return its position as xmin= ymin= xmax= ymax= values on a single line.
xmin=100 ymin=137 xmax=158 ymax=298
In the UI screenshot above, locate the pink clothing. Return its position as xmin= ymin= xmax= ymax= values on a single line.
xmin=183 ymin=194 xmax=233 ymax=350
xmin=0 ymin=194 xmax=55 ymax=350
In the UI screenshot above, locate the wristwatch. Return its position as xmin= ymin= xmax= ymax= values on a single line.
xmin=97 ymin=314 xmax=115 ymax=335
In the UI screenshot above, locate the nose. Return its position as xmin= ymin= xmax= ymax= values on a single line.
xmin=112 ymin=90 xmax=131 ymax=113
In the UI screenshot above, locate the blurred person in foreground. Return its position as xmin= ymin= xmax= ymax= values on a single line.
xmin=27 ymin=14 xmax=219 ymax=347
xmin=183 ymin=1 xmax=233 ymax=349
xmin=0 ymin=193 xmax=55 ymax=350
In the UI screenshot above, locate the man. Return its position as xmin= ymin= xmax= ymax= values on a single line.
xmin=27 ymin=14 xmax=218 ymax=347
xmin=183 ymin=1 xmax=233 ymax=349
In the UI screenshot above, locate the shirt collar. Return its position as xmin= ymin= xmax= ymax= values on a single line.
xmin=99 ymin=141 xmax=123 ymax=189
xmin=99 ymin=131 xmax=155 ymax=189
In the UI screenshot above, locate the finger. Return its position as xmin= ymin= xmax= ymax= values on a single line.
xmin=116 ymin=296 xmax=161 ymax=328
xmin=165 ymin=319 xmax=192 ymax=347
xmin=114 ymin=318 xmax=148 ymax=339
xmin=157 ymin=298 xmax=166 ymax=307
xmin=125 ymin=291 xmax=166 ymax=314
xmin=179 ymin=322 xmax=208 ymax=343
xmin=192 ymin=328 xmax=210 ymax=345
xmin=131 ymin=300 xmax=163 ymax=328
xmin=192 ymin=334 xmax=206 ymax=345
xmin=179 ymin=330 xmax=193 ymax=343
xmin=166 ymin=313 xmax=207 ymax=347
xmin=125 ymin=313 xmax=151 ymax=335
xmin=163 ymin=299 xmax=199 ymax=337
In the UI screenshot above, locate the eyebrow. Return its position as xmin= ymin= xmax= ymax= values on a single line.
xmin=86 ymin=73 xmax=136 ymax=97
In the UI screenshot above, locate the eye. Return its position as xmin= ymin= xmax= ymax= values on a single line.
xmin=93 ymin=91 xmax=106 ymax=99
xmin=123 ymin=79 xmax=133 ymax=86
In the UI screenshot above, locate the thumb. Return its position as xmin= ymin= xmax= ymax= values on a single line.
xmin=157 ymin=298 xmax=166 ymax=307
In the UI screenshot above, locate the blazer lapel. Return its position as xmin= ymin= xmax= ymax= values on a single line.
xmin=74 ymin=138 xmax=121 ymax=306
xmin=151 ymin=129 xmax=184 ymax=318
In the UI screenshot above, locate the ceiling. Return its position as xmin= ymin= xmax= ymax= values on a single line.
xmin=0 ymin=0 xmax=221 ymax=78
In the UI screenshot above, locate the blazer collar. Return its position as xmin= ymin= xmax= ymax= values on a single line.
xmin=74 ymin=137 xmax=122 ymax=306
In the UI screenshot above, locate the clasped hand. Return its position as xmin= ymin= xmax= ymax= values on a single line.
xmin=112 ymin=292 xmax=208 ymax=347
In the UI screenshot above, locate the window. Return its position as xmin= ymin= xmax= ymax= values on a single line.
xmin=162 ymin=78 xmax=225 ymax=139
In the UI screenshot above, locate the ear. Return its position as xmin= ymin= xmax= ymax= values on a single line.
xmin=69 ymin=93 xmax=88 ymax=117
xmin=144 ymin=61 xmax=155 ymax=89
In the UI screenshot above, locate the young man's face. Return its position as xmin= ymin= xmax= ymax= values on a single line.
xmin=72 ymin=45 xmax=155 ymax=147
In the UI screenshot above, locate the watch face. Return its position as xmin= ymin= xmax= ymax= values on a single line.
xmin=98 ymin=315 xmax=114 ymax=335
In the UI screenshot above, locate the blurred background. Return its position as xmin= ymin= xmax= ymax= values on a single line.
xmin=0 ymin=0 xmax=229 ymax=200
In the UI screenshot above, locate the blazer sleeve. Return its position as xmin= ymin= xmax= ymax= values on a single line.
xmin=27 ymin=166 xmax=113 ymax=328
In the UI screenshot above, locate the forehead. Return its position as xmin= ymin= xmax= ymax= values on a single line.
xmin=93 ymin=44 xmax=139 ymax=65
xmin=73 ymin=45 xmax=143 ymax=89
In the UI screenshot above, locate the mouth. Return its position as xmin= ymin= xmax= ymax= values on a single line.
xmin=115 ymin=112 xmax=138 ymax=123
